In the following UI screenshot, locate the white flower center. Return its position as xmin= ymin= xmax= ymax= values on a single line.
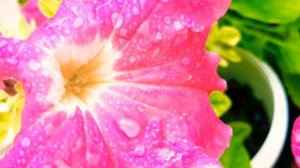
xmin=46 ymin=37 xmax=118 ymax=113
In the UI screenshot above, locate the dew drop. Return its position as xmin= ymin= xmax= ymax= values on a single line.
xmin=131 ymin=144 xmax=145 ymax=156
xmin=28 ymin=60 xmax=41 ymax=71
xmin=137 ymin=106 xmax=145 ymax=113
xmin=132 ymin=7 xmax=140 ymax=15
xmin=73 ymin=18 xmax=83 ymax=28
xmin=157 ymin=148 xmax=176 ymax=161
xmin=43 ymin=165 xmax=51 ymax=168
xmin=19 ymin=150 xmax=24 ymax=156
xmin=119 ymin=118 xmax=141 ymax=138
xmin=192 ymin=25 xmax=205 ymax=32
xmin=164 ymin=17 xmax=171 ymax=24
xmin=6 ymin=58 xmax=18 ymax=65
xmin=174 ymin=21 xmax=183 ymax=30
xmin=0 ymin=40 xmax=7 ymax=46
xmin=195 ymin=62 xmax=201 ymax=69
xmin=181 ymin=57 xmax=191 ymax=65
xmin=120 ymin=28 xmax=128 ymax=36
xmin=21 ymin=137 xmax=31 ymax=147
xmin=7 ymin=46 xmax=13 ymax=52
xmin=155 ymin=32 xmax=162 ymax=40
xmin=129 ymin=56 xmax=136 ymax=63
xmin=87 ymin=153 xmax=100 ymax=166
xmin=114 ymin=15 xmax=123 ymax=29
xmin=64 ymin=28 xmax=71 ymax=34
xmin=152 ymin=47 xmax=160 ymax=57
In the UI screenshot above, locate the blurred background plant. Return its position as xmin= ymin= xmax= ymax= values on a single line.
xmin=209 ymin=0 xmax=300 ymax=167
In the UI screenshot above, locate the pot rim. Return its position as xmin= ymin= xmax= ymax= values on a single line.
xmin=247 ymin=55 xmax=289 ymax=168
xmin=219 ymin=50 xmax=289 ymax=168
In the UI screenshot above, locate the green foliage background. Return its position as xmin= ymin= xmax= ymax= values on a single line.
xmin=221 ymin=0 xmax=300 ymax=109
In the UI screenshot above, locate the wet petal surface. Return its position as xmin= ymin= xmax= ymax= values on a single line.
xmin=292 ymin=117 xmax=300 ymax=166
xmin=0 ymin=0 xmax=231 ymax=167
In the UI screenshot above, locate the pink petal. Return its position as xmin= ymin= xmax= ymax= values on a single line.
xmin=0 ymin=38 xmax=56 ymax=129
xmin=105 ymin=84 xmax=231 ymax=159
xmin=21 ymin=0 xmax=47 ymax=26
xmin=1 ymin=0 xmax=232 ymax=167
xmin=0 ymin=109 xmax=112 ymax=167
xmin=292 ymin=117 xmax=300 ymax=166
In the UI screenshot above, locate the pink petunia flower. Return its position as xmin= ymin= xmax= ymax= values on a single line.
xmin=292 ymin=117 xmax=300 ymax=166
xmin=0 ymin=0 xmax=231 ymax=167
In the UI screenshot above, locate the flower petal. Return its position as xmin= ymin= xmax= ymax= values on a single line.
xmin=1 ymin=0 xmax=231 ymax=167
xmin=0 ymin=37 xmax=65 ymax=130
xmin=101 ymin=84 xmax=231 ymax=158
xmin=292 ymin=116 xmax=300 ymax=166
xmin=22 ymin=0 xmax=47 ymax=26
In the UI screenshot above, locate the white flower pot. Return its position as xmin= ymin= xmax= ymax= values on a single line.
xmin=219 ymin=49 xmax=289 ymax=168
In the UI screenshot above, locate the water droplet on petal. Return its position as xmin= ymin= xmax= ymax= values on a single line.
xmin=19 ymin=150 xmax=24 ymax=156
xmin=157 ymin=148 xmax=176 ymax=161
xmin=129 ymin=56 xmax=136 ymax=63
xmin=64 ymin=29 xmax=71 ymax=34
xmin=114 ymin=15 xmax=123 ymax=29
xmin=131 ymin=144 xmax=145 ymax=156
xmin=192 ymin=25 xmax=205 ymax=32
xmin=28 ymin=60 xmax=41 ymax=71
xmin=152 ymin=47 xmax=160 ymax=57
xmin=21 ymin=137 xmax=31 ymax=147
xmin=164 ymin=17 xmax=171 ymax=24
xmin=119 ymin=118 xmax=141 ymax=138
xmin=6 ymin=58 xmax=18 ymax=65
xmin=137 ymin=106 xmax=145 ymax=113
xmin=87 ymin=152 xmax=100 ymax=166
xmin=155 ymin=32 xmax=162 ymax=40
xmin=120 ymin=28 xmax=127 ymax=36
xmin=132 ymin=7 xmax=140 ymax=15
xmin=181 ymin=57 xmax=191 ymax=65
xmin=73 ymin=18 xmax=83 ymax=28
xmin=7 ymin=46 xmax=13 ymax=52
xmin=174 ymin=21 xmax=183 ymax=30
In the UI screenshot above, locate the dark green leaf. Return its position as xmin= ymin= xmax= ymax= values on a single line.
xmin=220 ymin=141 xmax=251 ymax=168
xmin=283 ymin=73 xmax=300 ymax=109
xmin=230 ymin=0 xmax=300 ymax=24
xmin=230 ymin=121 xmax=252 ymax=144
xmin=220 ymin=121 xmax=252 ymax=168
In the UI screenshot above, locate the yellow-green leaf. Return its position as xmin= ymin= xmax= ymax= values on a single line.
xmin=210 ymin=91 xmax=232 ymax=117
xmin=38 ymin=0 xmax=62 ymax=18
xmin=218 ymin=26 xmax=241 ymax=47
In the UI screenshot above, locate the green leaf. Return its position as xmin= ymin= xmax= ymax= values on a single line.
xmin=220 ymin=121 xmax=252 ymax=168
xmin=218 ymin=26 xmax=241 ymax=47
xmin=220 ymin=143 xmax=251 ymax=168
xmin=283 ymin=73 xmax=300 ymax=109
xmin=210 ymin=91 xmax=232 ymax=117
xmin=38 ymin=0 xmax=62 ymax=18
xmin=18 ymin=0 xmax=28 ymax=6
xmin=278 ymin=25 xmax=300 ymax=74
xmin=230 ymin=121 xmax=252 ymax=144
xmin=207 ymin=24 xmax=241 ymax=47
xmin=230 ymin=0 xmax=300 ymax=24
xmin=219 ymin=47 xmax=242 ymax=63
xmin=207 ymin=25 xmax=242 ymax=65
